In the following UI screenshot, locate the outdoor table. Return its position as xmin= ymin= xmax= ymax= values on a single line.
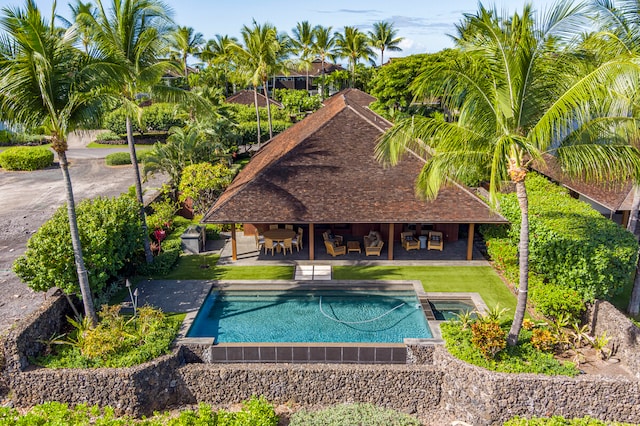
xmin=263 ymin=229 xmax=296 ymax=253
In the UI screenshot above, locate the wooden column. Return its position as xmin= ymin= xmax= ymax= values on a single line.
xmin=466 ymin=223 xmax=475 ymax=261
xmin=309 ymin=223 xmax=315 ymax=260
xmin=231 ymin=224 xmax=237 ymax=261
xmin=388 ymin=223 xmax=394 ymax=260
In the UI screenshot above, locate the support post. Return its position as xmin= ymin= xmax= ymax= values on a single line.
xmin=231 ymin=225 xmax=237 ymax=261
xmin=467 ymin=223 xmax=475 ymax=261
xmin=388 ymin=223 xmax=394 ymax=260
xmin=309 ymin=223 xmax=315 ymax=260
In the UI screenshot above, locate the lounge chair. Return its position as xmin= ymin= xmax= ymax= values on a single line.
xmin=365 ymin=241 xmax=384 ymax=256
xmin=325 ymin=240 xmax=346 ymax=257
xmin=401 ymin=231 xmax=420 ymax=251
xmin=322 ymin=231 xmax=343 ymax=246
xmin=427 ymin=231 xmax=444 ymax=251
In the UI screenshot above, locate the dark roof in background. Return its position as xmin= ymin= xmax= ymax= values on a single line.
xmin=534 ymin=153 xmax=634 ymax=211
xmin=281 ymin=59 xmax=345 ymax=78
xmin=203 ymin=89 xmax=506 ymax=225
xmin=225 ymin=90 xmax=283 ymax=108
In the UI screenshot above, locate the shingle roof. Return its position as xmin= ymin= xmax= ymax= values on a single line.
xmin=282 ymin=59 xmax=345 ymax=77
xmin=225 ymin=90 xmax=283 ymax=108
xmin=533 ymin=153 xmax=634 ymax=212
xmin=203 ymin=89 xmax=507 ymax=225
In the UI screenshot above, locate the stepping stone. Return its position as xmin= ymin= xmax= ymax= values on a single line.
xmin=313 ymin=265 xmax=332 ymax=280
xmin=294 ymin=265 xmax=314 ymax=280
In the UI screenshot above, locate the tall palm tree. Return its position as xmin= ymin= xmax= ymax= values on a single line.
xmin=0 ymin=0 xmax=117 ymax=325
xmin=368 ymin=21 xmax=404 ymax=66
xmin=376 ymin=2 xmax=640 ymax=345
xmin=168 ymin=25 xmax=204 ymax=78
xmin=335 ymin=26 xmax=375 ymax=87
xmin=57 ymin=0 xmax=96 ymax=53
xmin=198 ymin=34 xmax=239 ymax=95
xmin=234 ymin=20 xmax=286 ymax=144
xmin=291 ymin=21 xmax=315 ymax=92
xmin=312 ymin=25 xmax=337 ymax=99
xmin=78 ymin=0 xmax=185 ymax=264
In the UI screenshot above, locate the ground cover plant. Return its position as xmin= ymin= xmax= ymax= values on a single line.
xmin=0 ymin=397 xmax=278 ymax=425
xmin=504 ymin=416 xmax=637 ymax=425
xmin=0 ymin=146 xmax=53 ymax=170
xmin=288 ymin=402 xmax=421 ymax=425
xmin=34 ymin=306 xmax=183 ymax=368
xmin=333 ymin=265 xmax=517 ymax=313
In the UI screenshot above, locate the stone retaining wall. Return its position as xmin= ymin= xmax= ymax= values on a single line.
xmin=3 ymin=294 xmax=640 ymax=424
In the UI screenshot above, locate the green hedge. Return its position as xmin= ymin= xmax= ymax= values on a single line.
xmin=94 ymin=130 xmax=122 ymax=143
xmin=105 ymin=151 xmax=151 ymax=166
xmin=0 ymin=131 xmax=49 ymax=147
xmin=104 ymin=103 xmax=184 ymax=134
xmin=235 ymin=120 xmax=292 ymax=144
xmin=481 ymin=173 xmax=638 ymax=306
xmin=0 ymin=146 xmax=53 ymax=170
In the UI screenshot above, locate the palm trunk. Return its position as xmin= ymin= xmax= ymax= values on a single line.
xmin=380 ymin=47 xmax=384 ymax=67
xmin=57 ymin=150 xmax=98 ymax=326
xmin=507 ymin=180 xmax=529 ymax=346
xmin=253 ymin=86 xmax=262 ymax=149
xmin=627 ymin=186 xmax=640 ymax=316
xmin=320 ymin=58 xmax=326 ymax=100
xmin=126 ymin=116 xmax=154 ymax=264
xmin=263 ymin=80 xmax=273 ymax=140
xmin=306 ymin=67 xmax=310 ymax=92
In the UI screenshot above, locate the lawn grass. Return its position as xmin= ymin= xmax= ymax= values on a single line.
xmin=160 ymin=253 xmax=294 ymax=280
xmin=333 ymin=265 xmax=517 ymax=313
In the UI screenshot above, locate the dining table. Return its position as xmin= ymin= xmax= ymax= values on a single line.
xmin=262 ymin=228 xmax=296 ymax=253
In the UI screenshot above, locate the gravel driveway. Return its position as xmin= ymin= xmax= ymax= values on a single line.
xmin=0 ymin=143 xmax=165 ymax=334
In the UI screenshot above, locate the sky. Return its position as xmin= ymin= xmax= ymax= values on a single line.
xmin=1 ymin=0 xmax=561 ymax=58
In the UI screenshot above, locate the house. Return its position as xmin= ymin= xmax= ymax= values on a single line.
xmin=272 ymin=59 xmax=345 ymax=94
xmin=202 ymin=89 xmax=507 ymax=261
xmin=534 ymin=153 xmax=636 ymax=226
xmin=225 ymin=90 xmax=283 ymax=109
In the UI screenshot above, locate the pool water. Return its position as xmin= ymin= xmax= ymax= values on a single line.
xmin=187 ymin=290 xmax=432 ymax=343
xmin=429 ymin=300 xmax=477 ymax=321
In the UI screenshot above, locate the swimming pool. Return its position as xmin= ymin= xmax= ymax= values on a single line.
xmin=428 ymin=299 xmax=477 ymax=321
xmin=186 ymin=289 xmax=432 ymax=343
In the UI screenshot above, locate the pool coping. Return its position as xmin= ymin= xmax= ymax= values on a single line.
xmin=175 ymin=280 xmax=488 ymax=357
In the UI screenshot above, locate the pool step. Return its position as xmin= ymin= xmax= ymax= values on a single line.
xmin=419 ymin=297 xmax=436 ymax=321
xmin=294 ymin=265 xmax=332 ymax=281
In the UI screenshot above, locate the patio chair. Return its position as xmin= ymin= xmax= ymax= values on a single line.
xmin=322 ymin=231 xmax=343 ymax=246
xmin=325 ymin=240 xmax=346 ymax=257
xmin=279 ymin=238 xmax=293 ymax=255
xmin=427 ymin=231 xmax=444 ymax=251
xmin=269 ymin=224 xmax=279 ymax=230
xmin=255 ymin=233 xmax=265 ymax=251
xmin=292 ymin=228 xmax=303 ymax=251
xmin=365 ymin=240 xmax=384 ymax=256
xmin=401 ymin=231 xmax=420 ymax=251
xmin=263 ymin=237 xmax=277 ymax=255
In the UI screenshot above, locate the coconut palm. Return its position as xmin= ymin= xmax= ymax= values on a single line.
xmin=198 ymin=34 xmax=239 ymax=95
xmin=368 ymin=21 xmax=404 ymax=67
xmin=234 ymin=20 xmax=287 ymax=145
xmin=376 ymin=2 xmax=640 ymax=345
xmin=312 ymin=25 xmax=338 ymax=99
xmin=291 ymin=21 xmax=316 ymax=92
xmin=57 ymin=0 xmax=97 ymax=53
xmin=168 ymin=25 xmax=204 ymax=79
xmin=335 ymin=26 xmax=375 ymax=87
xmin=0 ymin=0 xmax=118 ymax=324
xmin=78 ymin=0 xmax=185 ymax=264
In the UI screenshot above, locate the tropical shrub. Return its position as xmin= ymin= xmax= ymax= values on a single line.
xmin=235 ymin=120 xmax=292 ymax=144
xmin=0 ymin=146 xmax=53 ymax=170
xmin=94 ymin=130 xmax=122 ymax=143
xmin=104 ymin=103 xmax=184 ymax=134
xmin=105 ymin=151 xmax=151 ymax=166
xmin=178 ymin=162 xmax=234 ymax=214
xmin=530 ymin=280 xmax=585 ymax=323
xmin=146 ymin=196 xmax=178 ymax=231
xmin=471 ymin=320 xmax=506 ymax=359
xmin=13 ymin=194 xmax=141 ymax=297
xmin=225 ymin=103 xmax=290 ymax=122
xmin=137 ymin=216 xmax=191 ymax=277
xmin=35 ymin=305 xmax=181 ymax=368
xmin=480 ymin=173 xmax=638 ymax=304
xmin=273 ymin=88 xmax=322 ymax=117
xmin=289 ymin=402 xmax=421 ymax=426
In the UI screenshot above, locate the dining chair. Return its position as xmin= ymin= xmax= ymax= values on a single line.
xmin=263 ymin=237 xmax=277 ymax=255
xmin=279 ymin=237 xmax=293 ymax=255
xmin=292 ymin=228 xmax=303 ymax=251
xmin=284 ymin=224 xmax=293 ymax=230
xmin=255 ymin=233 xmax=265 ymax=251
xmin=269 ymin=224 xmax=279 ymax=230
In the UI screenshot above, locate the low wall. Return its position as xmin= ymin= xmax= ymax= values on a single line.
xmin=3 ymin=294 xmax=640 ymax=424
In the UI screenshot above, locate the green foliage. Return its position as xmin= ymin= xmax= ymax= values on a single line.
xmin=147 ymin=197 xmax=178 ymax=231
xmin=105 ymin=151 xmax=152 ymax=166
xmin=35 ymin=305 xmax=181 ymax=368
xmin=104 ymin=103 xmax=185 ymax=134
xmin=471 ymin=320 xmax=506 ymax=359
xmin=440 ymin=321 xmax=579 ymax=376
xmin=530 ymin=280 xmax=585 ymax=323
xmin=504 ymin=416 xmax=636 ymax=425
xmin=137 ymin=216 xmax=191 ymax=277
xmin=13 ymin=194 xmax=141 ymax=297
xmin=273 ymin=88 xmax=322 ymax=117
xmin=481 ymin=173 xmax=638 ymax=306
xmin=235 ymin=120 xmax=292 ymax=144
xmin=178 ymin=162 xmax=234 ymax=214
xmin=215 ymin=396 xmax=278 ymax=426
xmin=0 ymin=132 xmax=50 ymax=147
xmin=289 ymin=402 xmax=421 ymax=426
xmin=0 ymin=146 xmax=53 ymax=170
xmin=94 ymin=130 xmax=122 ymax=143
xmin=225 ymin=101 xmax=290 ymax=123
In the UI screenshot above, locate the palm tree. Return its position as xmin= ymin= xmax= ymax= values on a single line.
xmin=78 ymin=0 xmax=184 ymax=264
xmin=198 ymin=34 xmax=239 ymax=95
xmin=291 ymin=21 xmax=316 ymax=92
xmin=335 ymin=26 xmax=375 ymax=87
xmin=0 ymin=0 xmax=117 ymax=324
xmin=168 ymin=25 xmax=204 ymax=78
xmin=368 ymin=21 xmax=404 ymax=66
xmin=312 ymin=25 xmax=337 ymax=99
xmin=234 ymin=20 xmax=286 ymax=145
xmin=58 ymin=0 xmax=96 ymax=53
xmin=376 ymin=2 xmax=640 ymax=345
